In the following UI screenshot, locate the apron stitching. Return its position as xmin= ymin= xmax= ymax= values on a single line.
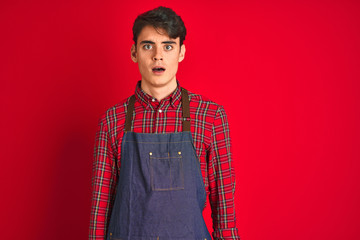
xmin=169 ymin=156 xmax=172 ymax=189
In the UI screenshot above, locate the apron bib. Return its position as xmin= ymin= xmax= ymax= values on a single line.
xmin=107 ymin=88 xmax=211 ymax=240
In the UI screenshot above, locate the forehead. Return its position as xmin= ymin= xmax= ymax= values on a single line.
xmin=137 ymin=25 xmax=179 ymax=44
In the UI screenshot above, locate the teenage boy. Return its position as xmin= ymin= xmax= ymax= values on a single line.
xmin=89 ymin=6 xmax=240 ymax=240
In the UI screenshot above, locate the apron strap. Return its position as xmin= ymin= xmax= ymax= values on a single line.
xmin=181 ymin=87 xmax=191 ymax=132
xmin=124 ymin=87 xmax=191 ymax=132
xmin=124 ymin=94 xmax=136 ymax=132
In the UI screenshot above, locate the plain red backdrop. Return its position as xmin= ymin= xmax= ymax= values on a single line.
xmin=1 ymin=0 xmax=359 ymax=239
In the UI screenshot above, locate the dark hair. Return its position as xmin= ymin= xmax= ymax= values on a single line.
xmin=132 ymin=6 xmax=187 ymax=47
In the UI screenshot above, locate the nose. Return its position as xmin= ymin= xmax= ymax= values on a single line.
xmin=153 ymin=47 xmax=163 ymax=61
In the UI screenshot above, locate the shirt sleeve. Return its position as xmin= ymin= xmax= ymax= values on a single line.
xmin=208 ymin=105 xmax=241 ymax=240
xmin=89 ymin=114 xmax=118 ymax=240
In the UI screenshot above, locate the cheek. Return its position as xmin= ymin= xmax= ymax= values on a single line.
xmin=137 ymin=58 xmax=149 ymax=72
xmin=168 ymin=57 xmax=180 ymax=72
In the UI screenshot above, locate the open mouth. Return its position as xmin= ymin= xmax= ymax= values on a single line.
xmin=152 ymin=67 xmax=166 ymax=73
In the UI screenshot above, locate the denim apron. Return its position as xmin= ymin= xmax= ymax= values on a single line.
xmin=107 ymin=88 xmax=212 ymax=240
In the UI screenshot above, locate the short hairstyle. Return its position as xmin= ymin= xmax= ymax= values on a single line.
xmin=132 ymin=6 xmax=187 ymax=47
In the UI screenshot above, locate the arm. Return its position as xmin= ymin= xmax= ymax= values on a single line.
xmin=208 ymin=105 xmax=241 ymax=240
xmin=89 ymin=115 xmax=118 ymax=240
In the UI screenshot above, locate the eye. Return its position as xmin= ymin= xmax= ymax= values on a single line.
xmin=143 ymin=44 xmax=152 ymax=50
xmin=164 ymin=45 xmax=173 ymax=51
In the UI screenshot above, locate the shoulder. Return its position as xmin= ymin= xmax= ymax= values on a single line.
xmin=186 ymin=89 xmax=227 ymax=118
xmin=96 ymin=95 xmax=132 ymax=129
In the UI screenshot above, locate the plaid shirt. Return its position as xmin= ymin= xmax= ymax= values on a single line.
xmin=89 ymin=80 xmax=240 ymax=240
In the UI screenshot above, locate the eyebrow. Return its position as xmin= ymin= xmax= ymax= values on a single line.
xmin=139 ymin=40 xmax=177 ymax=45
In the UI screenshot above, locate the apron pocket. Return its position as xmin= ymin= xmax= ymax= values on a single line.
xmin=149 ymin=155 xmax=184 ymax=191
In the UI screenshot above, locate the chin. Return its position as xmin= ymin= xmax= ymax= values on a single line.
xmin=146 ymin=77 xmax=174 ymax=87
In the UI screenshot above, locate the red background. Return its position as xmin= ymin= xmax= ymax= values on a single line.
xmin=1 ymin=0 xmax=359 ymax=239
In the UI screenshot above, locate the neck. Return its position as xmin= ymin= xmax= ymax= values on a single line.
xmin=140 ymin=79 xmax=178 ymax=101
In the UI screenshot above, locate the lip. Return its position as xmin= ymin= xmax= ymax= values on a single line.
xmin=152 ymin=65 xmax=166 ymax=75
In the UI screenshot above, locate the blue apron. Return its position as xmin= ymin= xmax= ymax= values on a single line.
xmin=107 ymin=88 xmax=212 ymax=240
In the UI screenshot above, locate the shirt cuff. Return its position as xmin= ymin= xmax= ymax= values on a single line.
xmin=212 ymin=228 xmax=241 ymax=240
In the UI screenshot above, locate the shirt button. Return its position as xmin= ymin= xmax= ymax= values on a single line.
xmin=158 ymin=109 xmax=162 ymax=113
xmin=152 ymin=98 xmax=156 ymax=102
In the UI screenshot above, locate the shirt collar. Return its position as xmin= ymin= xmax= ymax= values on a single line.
xmin=134 ymin=80 xmax=182 ymax=110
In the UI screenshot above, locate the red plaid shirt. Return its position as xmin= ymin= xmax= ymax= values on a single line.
xmin=89 ymin=80 xmax=240 ymax=240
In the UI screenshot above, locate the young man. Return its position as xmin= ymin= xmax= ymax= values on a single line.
xmin=89 ymin=6 xmax=240 ymax=240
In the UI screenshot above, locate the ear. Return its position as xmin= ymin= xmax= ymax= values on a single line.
xmin=131 ymin=44 xmax=137 ymax=63
xmin=178 ymin=44 xmax=186 ymax=63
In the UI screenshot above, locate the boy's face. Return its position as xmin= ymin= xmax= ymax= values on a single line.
xmin=131 ymin=25 xmax=185 ymax=88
